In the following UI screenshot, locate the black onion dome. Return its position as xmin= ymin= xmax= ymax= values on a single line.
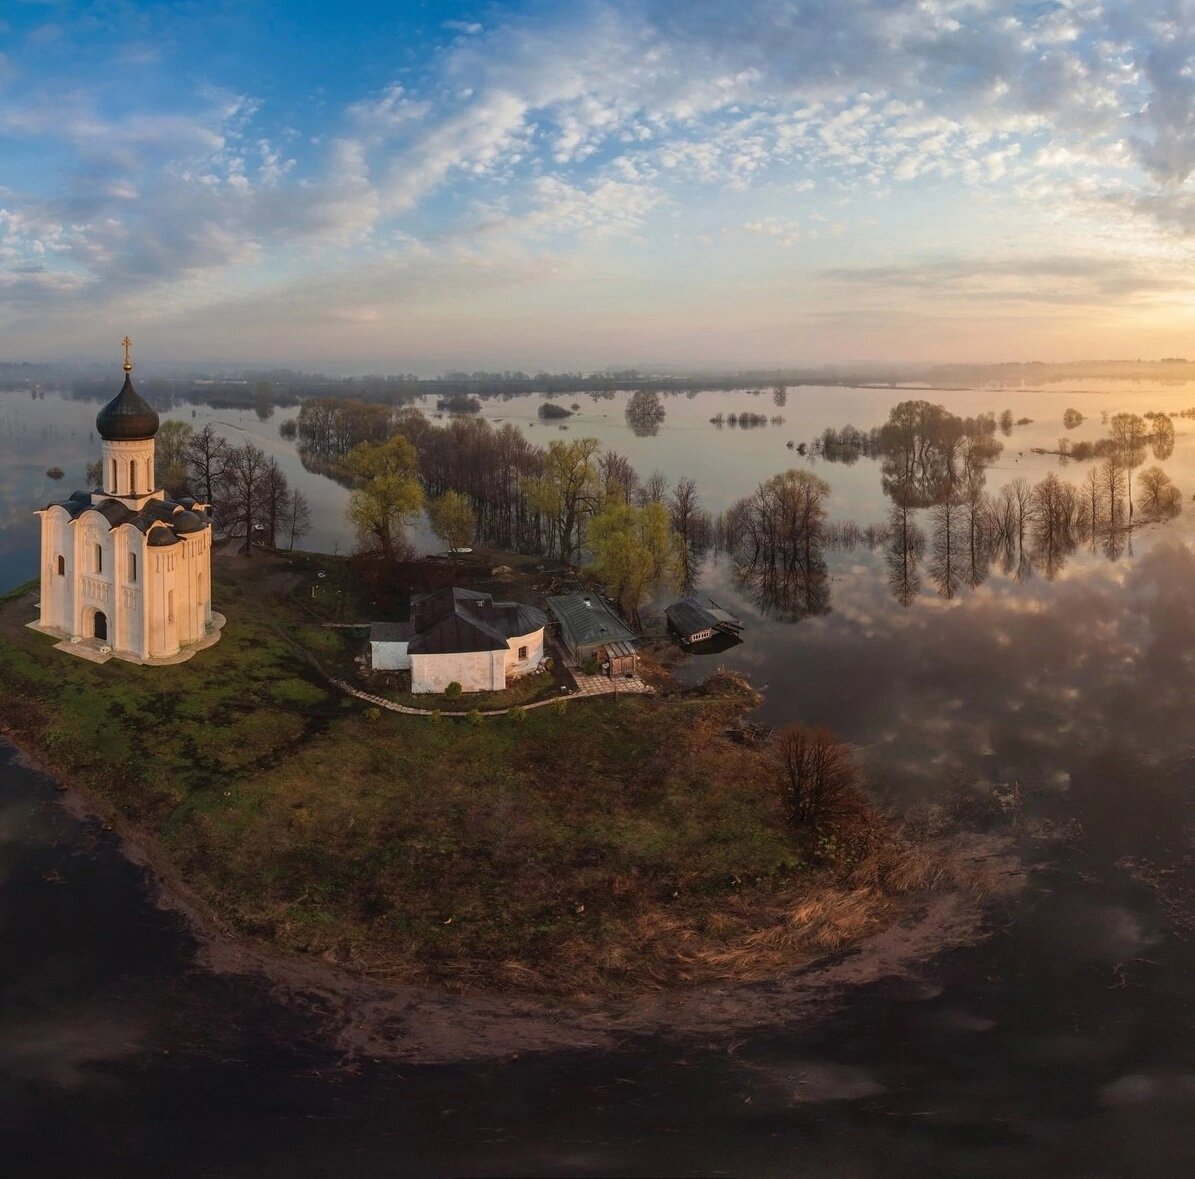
xmin=172 ymin=510 xmax=204 ymax=533
xmin=96 ymin=373 xmax=160 ymax=441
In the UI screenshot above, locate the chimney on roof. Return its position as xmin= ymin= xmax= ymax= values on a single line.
xmin=583 ymin=598 xmax=592 ymax=608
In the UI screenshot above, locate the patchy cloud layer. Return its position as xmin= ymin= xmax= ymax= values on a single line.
xmin=3 ymin=1 xmax=1195 ymax=368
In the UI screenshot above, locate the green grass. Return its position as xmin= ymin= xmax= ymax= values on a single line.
xmin=0 ymin=551 xmax=912 ymax=996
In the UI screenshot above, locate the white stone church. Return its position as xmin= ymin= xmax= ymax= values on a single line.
xmin=32 ymin=344 xmax=221 ymax=664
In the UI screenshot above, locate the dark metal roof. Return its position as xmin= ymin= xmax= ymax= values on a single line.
xmin=173 ymin=510 xmax=204 ymax=533
xmin=147 ymin=524 xmax=180 ymax=546
xmin=666 ymin=597 xmax=715 ymax=638
xmin=41 ymin=493 xmax=210 ymax=546
xmin=666 ymin=596 xmax=743 ymax=639
xmin=96 ymin=373 xmax=160 ymax=441
xmin=382 ymin=588 xmax=547 ymax=656
xmin=545 ymin=593 xmax=637 ymax=650
xmin=370 ymin=622 xmax=414 ymax=643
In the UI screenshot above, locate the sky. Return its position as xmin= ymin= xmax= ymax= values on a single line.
xmin=3 ymin=0 xmax=1195 ymax=373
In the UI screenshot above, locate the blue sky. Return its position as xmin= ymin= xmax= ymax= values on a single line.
xmin=3 ymin=0 xmax=1195 ymax=372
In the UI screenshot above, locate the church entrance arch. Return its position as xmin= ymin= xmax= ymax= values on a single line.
xmin=93 ymin=610 xmax=108 ymax=642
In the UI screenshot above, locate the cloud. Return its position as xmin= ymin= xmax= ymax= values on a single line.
xmin=819 ymin=252 xmax=1195 ymax=305
xmin=7 ymin=0 xmax=1195 ymax=359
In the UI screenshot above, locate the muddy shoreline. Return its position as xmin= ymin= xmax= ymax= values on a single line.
xmin=4 ymin=732 xmax=1025 ymax=1066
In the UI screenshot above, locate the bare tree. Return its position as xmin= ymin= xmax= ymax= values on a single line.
xmin=597 ymin=450 xmax=639 ymax=504
xmin=634 ymin=469 xmax=669 ymax=507
xmin=1138 ymin=466 xmax=1182 ymax=515
xmin=776 ymin=725 xmax=857 ymax=825
xmin=1082 ymin=466 xmax=1104 ymax=534
xmin=283 ymin=488 xmax=312 ymax=551
xmin=186 ymin=424 xmax=230 ymax=507
xmin=1008 ymin=477 xmax=1032 ymax=554
xmin=1099 ymin=454 xmax=1126 ymax=525
xmin=222 ymin=441 xmax=271 ymax=555
xmin=254 ymin=456 xmax=290 ymax=548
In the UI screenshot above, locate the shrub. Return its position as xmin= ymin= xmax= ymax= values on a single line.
xmin=466 ymin=710 xmax=484 ymax=726
xmin=552 ymin=698 xmax=569 ymax=716
xmin=507 ymin=707 xmax=528 ymax=725
xmin=364 ymin=706 xmax=382 ymax=723
xmin=444 ymin=681 xmax=463 ymax=700
xmin=580 ymin=657 xmax=599 ymax=675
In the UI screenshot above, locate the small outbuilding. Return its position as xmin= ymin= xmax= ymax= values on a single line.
xmin=370 ymin=588 xmax=546 ymax=694
xmin=665 ymin=596 xmax=744 ymax=645
xmin=546 ymin=593 xmax=639 ymax=676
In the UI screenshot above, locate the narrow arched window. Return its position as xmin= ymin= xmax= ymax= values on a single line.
xmin=110 ymin=458 xmax=117 ymax=491
xmin=167 ymin=590 xmax=174 ymax=623
xmin=128 ymin=552 xmax=137 ymax=583
xmin=56 ymin=554 xmax=65 ymax=576
xmin=130 ymin=459 xmax=137 ymax=494
xmin=94 ymin=543 xmax=102 ymax=574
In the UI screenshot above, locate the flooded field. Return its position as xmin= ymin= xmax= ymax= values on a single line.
xmin=4 ymin=379 xmax=1195 ymax=1174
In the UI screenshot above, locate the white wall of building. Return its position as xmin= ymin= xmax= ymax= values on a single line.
xmin=410 ymin=649 xmax=506 ymax=694
xmin=371 ymin=640 xmax=410 ymax=671
xmin=504 ymin=627 xmax=544 ymax=678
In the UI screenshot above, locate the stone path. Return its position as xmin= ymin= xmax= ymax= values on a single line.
xmin=328 ymin=670 xmax=651 ymax=718
xmin=568 ymin=671 xmax=653 ymax=697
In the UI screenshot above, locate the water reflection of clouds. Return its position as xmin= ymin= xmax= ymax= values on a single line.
xmin=685 ymin=540 xmax=1195 ymax=853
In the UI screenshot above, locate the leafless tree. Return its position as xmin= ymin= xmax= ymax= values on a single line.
xmin=221 ymin=441 xmax=271 ymax=555
xmin=776 ymin=725 xmax=857 ymax=825
xmin=186 ymin=424 xmax=230 ymax=507
xmin=1099 ymin=454 xmax=1126 ymax=525
xmin=283 ymin=488 xmax=312 ymax=550
xmin=598 ymin=450 xmax=639 ymax=504
xmin=886 ymin=503 xmax=925 ymax=606
xmin=254 ymin=456 xmax=291 ymax=548
xmin=635 ymin=469 xmax=669 ymax=507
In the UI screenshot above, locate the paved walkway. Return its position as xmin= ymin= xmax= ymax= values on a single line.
xmin=328 ymin=669 xmax=651 ymax=718
xmin=569 ymin=670 xmax=653 ymax=697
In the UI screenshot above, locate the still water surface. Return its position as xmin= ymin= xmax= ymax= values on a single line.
xmin=4 ymin=381 xmax=1195 ymax=1175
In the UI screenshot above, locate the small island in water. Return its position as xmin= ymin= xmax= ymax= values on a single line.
xmin=0 ymin=546 xmax=980 ymax=999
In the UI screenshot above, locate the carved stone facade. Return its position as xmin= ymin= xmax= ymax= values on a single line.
xmin=34 ymin=360 xmax=218 ymax=664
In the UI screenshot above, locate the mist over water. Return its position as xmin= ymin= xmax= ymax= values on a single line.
xmin=4 ymin=381 xmax=1195 ymax=1174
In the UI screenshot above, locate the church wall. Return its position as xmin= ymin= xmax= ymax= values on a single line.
xmin=145 ymin=546 xmax=182 ymax=658
xmin=39 ymin=508 xmax=74 ymax=633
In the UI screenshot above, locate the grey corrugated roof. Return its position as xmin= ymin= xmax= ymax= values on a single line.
xmin=546 ymin=593 xmax=636 ymax=649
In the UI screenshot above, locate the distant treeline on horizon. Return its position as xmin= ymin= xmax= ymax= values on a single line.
xmin=4 ymin=357 xmax=1195 ymax=410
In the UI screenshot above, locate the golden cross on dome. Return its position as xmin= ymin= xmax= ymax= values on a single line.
xmin=121 ymin=335 xmax=133 ymax=373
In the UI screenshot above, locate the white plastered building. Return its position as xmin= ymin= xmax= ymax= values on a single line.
xmin=33 ymin=355 xmax=220 ymax=664
xmin=370 ymin=587 xmax=546 ymax=694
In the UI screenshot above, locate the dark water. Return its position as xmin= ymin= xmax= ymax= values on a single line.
xmin=5 ymin=382 xmax=1195 ymax=1173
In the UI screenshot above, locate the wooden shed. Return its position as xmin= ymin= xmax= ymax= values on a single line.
xmin=546 ymin=593 xmax=639 ymax=676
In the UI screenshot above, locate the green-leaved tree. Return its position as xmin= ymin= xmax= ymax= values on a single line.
xmin=346 ymin=435 xmax=424 ymax=563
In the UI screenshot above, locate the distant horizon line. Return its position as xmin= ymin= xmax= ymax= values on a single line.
xmin=2 ymin=356 xmax=1193 ymax=383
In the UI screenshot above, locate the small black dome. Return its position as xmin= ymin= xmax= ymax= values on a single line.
xmin=147 ymin=525 xmax=178 ymax=546
xmin=96 ymin=373 xmax=160 ymax=441
xmin=173 ymin=510 xmax=204 ymax=533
